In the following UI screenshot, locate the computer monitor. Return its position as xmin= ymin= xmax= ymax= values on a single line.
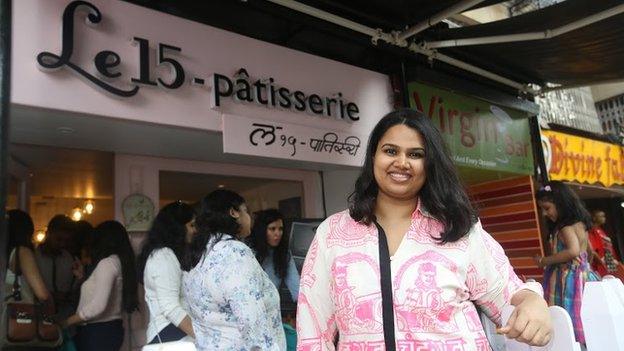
xmin=288 ymin=218 xmax=324 ymax=273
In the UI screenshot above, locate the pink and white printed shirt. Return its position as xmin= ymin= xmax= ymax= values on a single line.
xmin=296 ymin=205 xmax=542 ymax=351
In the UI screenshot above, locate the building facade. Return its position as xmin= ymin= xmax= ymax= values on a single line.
xmin=596 ymin=94 xmax=624 ymax=137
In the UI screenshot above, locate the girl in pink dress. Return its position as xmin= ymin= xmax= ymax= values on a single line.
xmin=297 ymin=109 xmax=552 ymax=350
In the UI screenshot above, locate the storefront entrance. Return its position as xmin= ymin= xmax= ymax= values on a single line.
xmin=159 ymin=171 xmax=304 ymax=219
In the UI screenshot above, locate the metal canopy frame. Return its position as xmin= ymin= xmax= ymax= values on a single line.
xmin=265 ymin=0 xmax=622 ymax=95
xmin=422 ymin=3 xmax=624 ymax=49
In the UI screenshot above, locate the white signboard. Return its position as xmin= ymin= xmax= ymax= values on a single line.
xmin=223 ymin=114 xmax=366 ymax=166
xmin=13 ymin=0 xmax=392 ymax=135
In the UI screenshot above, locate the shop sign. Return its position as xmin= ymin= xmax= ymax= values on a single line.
xmin=541 ymin=130 xmax=624 ymax=187
xmin=35 ymin=1 xmax=360 ymax=123
xmin=223 ymin=114 xmax=365 ymax=166
xmin=408 ymin=82 xmax=533 ymax=174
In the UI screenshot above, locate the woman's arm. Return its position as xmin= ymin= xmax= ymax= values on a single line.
xmin=61 ymin=314 xmax=84 ymax=328
xmin=177 ymin=316 xmax=194 ymax=338
xmin=296 ymin=220 xmax=337 ymax=350
xmin=149 ymin=250 xmax=194 ymax=337
xmin=467 ymin=221 xmax=551 ymax=346
xmin=217 ymin=242 xmax=281 ymax=350
xmin=65 ymin=256 xmax=118 ymax=326
xmin=537 ymin=226 xmax=580 ymax=267
xmin=284 ymin=253 xmax=300 ymax=302
xmin=15 ymin=247 xmax=51 ymax=302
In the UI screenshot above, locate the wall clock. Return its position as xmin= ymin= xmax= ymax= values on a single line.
xmin=122 ymin=193 xmax=155 ymax=232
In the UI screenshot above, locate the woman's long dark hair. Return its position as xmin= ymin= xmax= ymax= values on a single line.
xmin=71 ymin=220 xmax=93 ymax=259
xmin=250 ymin=209 xmax=289 ymax=279
xmin=91 ymin=221 xmax=138 ymax=313
xmin=6 ymin=209 xmax=35 ymax=265
xmin=137 ymin=201 xmax=194 ymax=283
xmin=182 ymin=189 xmax=245 ymax=271
xmin=349 ymin=108 xmax=476 ymax=243
xmin=536 ymin=181 xmax=592 ymax=232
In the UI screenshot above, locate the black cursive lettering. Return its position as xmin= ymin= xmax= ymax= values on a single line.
xmin=249 ymin=123 xmax=282 ymax=146
xmin=36 ymin=1 xmax=139 ymax=97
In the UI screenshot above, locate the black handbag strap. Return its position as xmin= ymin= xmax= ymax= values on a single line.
xmin=374 ymin=221 xmax=396 ymax=351
xmin=51 ymin=257 xmax=58 ymax=294
xmin=5 ymin=247 xmax=23 ymax=302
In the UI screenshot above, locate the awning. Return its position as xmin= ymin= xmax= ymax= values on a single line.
xmin=125 ymin=0 xmax=624 ymax=94
xmin=430 ymin=0 xmax=624 ymax=88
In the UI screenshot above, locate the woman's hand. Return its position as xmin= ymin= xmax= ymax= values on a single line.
xmin=58 ymin=319 xmax=69 ymax=329
xmin=283 ymin=313 xmax=296 ymax=328
xmin=498 ymin=290 xmax=552 ymax=346
xmin=72 ymin=258 xmax=85 ymax=281
xmin=533 ymin=255 xmax=546 ymax=268
xmin=60 ymin=314 xmax=84 ymax=329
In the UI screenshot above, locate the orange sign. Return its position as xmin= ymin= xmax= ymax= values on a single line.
xmin=542 ymin=130 xmax=624 ymax=187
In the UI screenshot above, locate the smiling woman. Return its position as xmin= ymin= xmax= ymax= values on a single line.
xmin=373 ymin=125 xmax=426 ymax=204
xmin=349 ymin=108 xmax=475 ymax=243
xmin=296 ymin=109 xmax=552 ymax=351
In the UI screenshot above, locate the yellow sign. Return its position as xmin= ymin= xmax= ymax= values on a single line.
xmin=542 ymin=130 xmax=624 ymax=187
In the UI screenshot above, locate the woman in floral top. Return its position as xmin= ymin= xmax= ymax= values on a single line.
xmin=297 ymin=109 xmax=552 ymax=350
xmin=182 ymin=190 xmax=286 ymax=350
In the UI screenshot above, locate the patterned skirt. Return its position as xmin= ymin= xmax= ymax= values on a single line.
xmin=542 ymin=254 xmax=599 ymax=344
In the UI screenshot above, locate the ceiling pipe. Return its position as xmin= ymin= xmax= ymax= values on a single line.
xmin=264 ymin=0 xmax=533 ymax=93
xmin=408 ymin=43 xmax=531 ymax=93
xmin=397 ymin=0 xmax=487 ymax=42
xmin=424 ymin=3 xmax=624 ymax=49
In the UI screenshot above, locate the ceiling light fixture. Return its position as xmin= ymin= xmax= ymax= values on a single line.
xmin=34 ymin=230 xmax=46 ymax=243
xmin=71 ymin=207 xmax=83 ymax=221
xmin=84 ymin=200 xmax=95 ymax=214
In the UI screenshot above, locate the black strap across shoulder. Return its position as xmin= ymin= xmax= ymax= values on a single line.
xmin=6 ymin=247 xmax=23 ymax=302
xmin=374 ymin=221 xmax=396 ymax=351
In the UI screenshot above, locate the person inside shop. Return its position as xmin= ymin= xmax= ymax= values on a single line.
xmin=534 ymin=181 xmax=599 ymax=345
xmin=138 ymin=201 xmax=196 ymax=344
xmin=35 ymin=215 xmax=81 ymax=320
xmin=3 ymin=210 xmax=59 ymax=349
xmin=250 ymin=209 xmax=300 ymax=303
xmin=4 ymin=209 xmax=54 ymax=309
xmin=249 ymin=208 xmax=300 ymax=347
xmin=181 ymin=189 xmax=286 ymax=351
xmin=72 ymin=220 xmax=94 ymax=268
xmin=297 ymin=108 xmax=552 ymax=350
xmin=588 ymin=209 xmax=623 ymax=280
xmin=60 ymin=220 xmax=139 ymax=351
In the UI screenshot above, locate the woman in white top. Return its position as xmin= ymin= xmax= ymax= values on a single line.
xmin=61 ymin=221 xmax=138 ymax=351
xmin=182 ymin=190 xmax=286 ymax=351
xmin=137 ymin=201 xmax=196 ymax=344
